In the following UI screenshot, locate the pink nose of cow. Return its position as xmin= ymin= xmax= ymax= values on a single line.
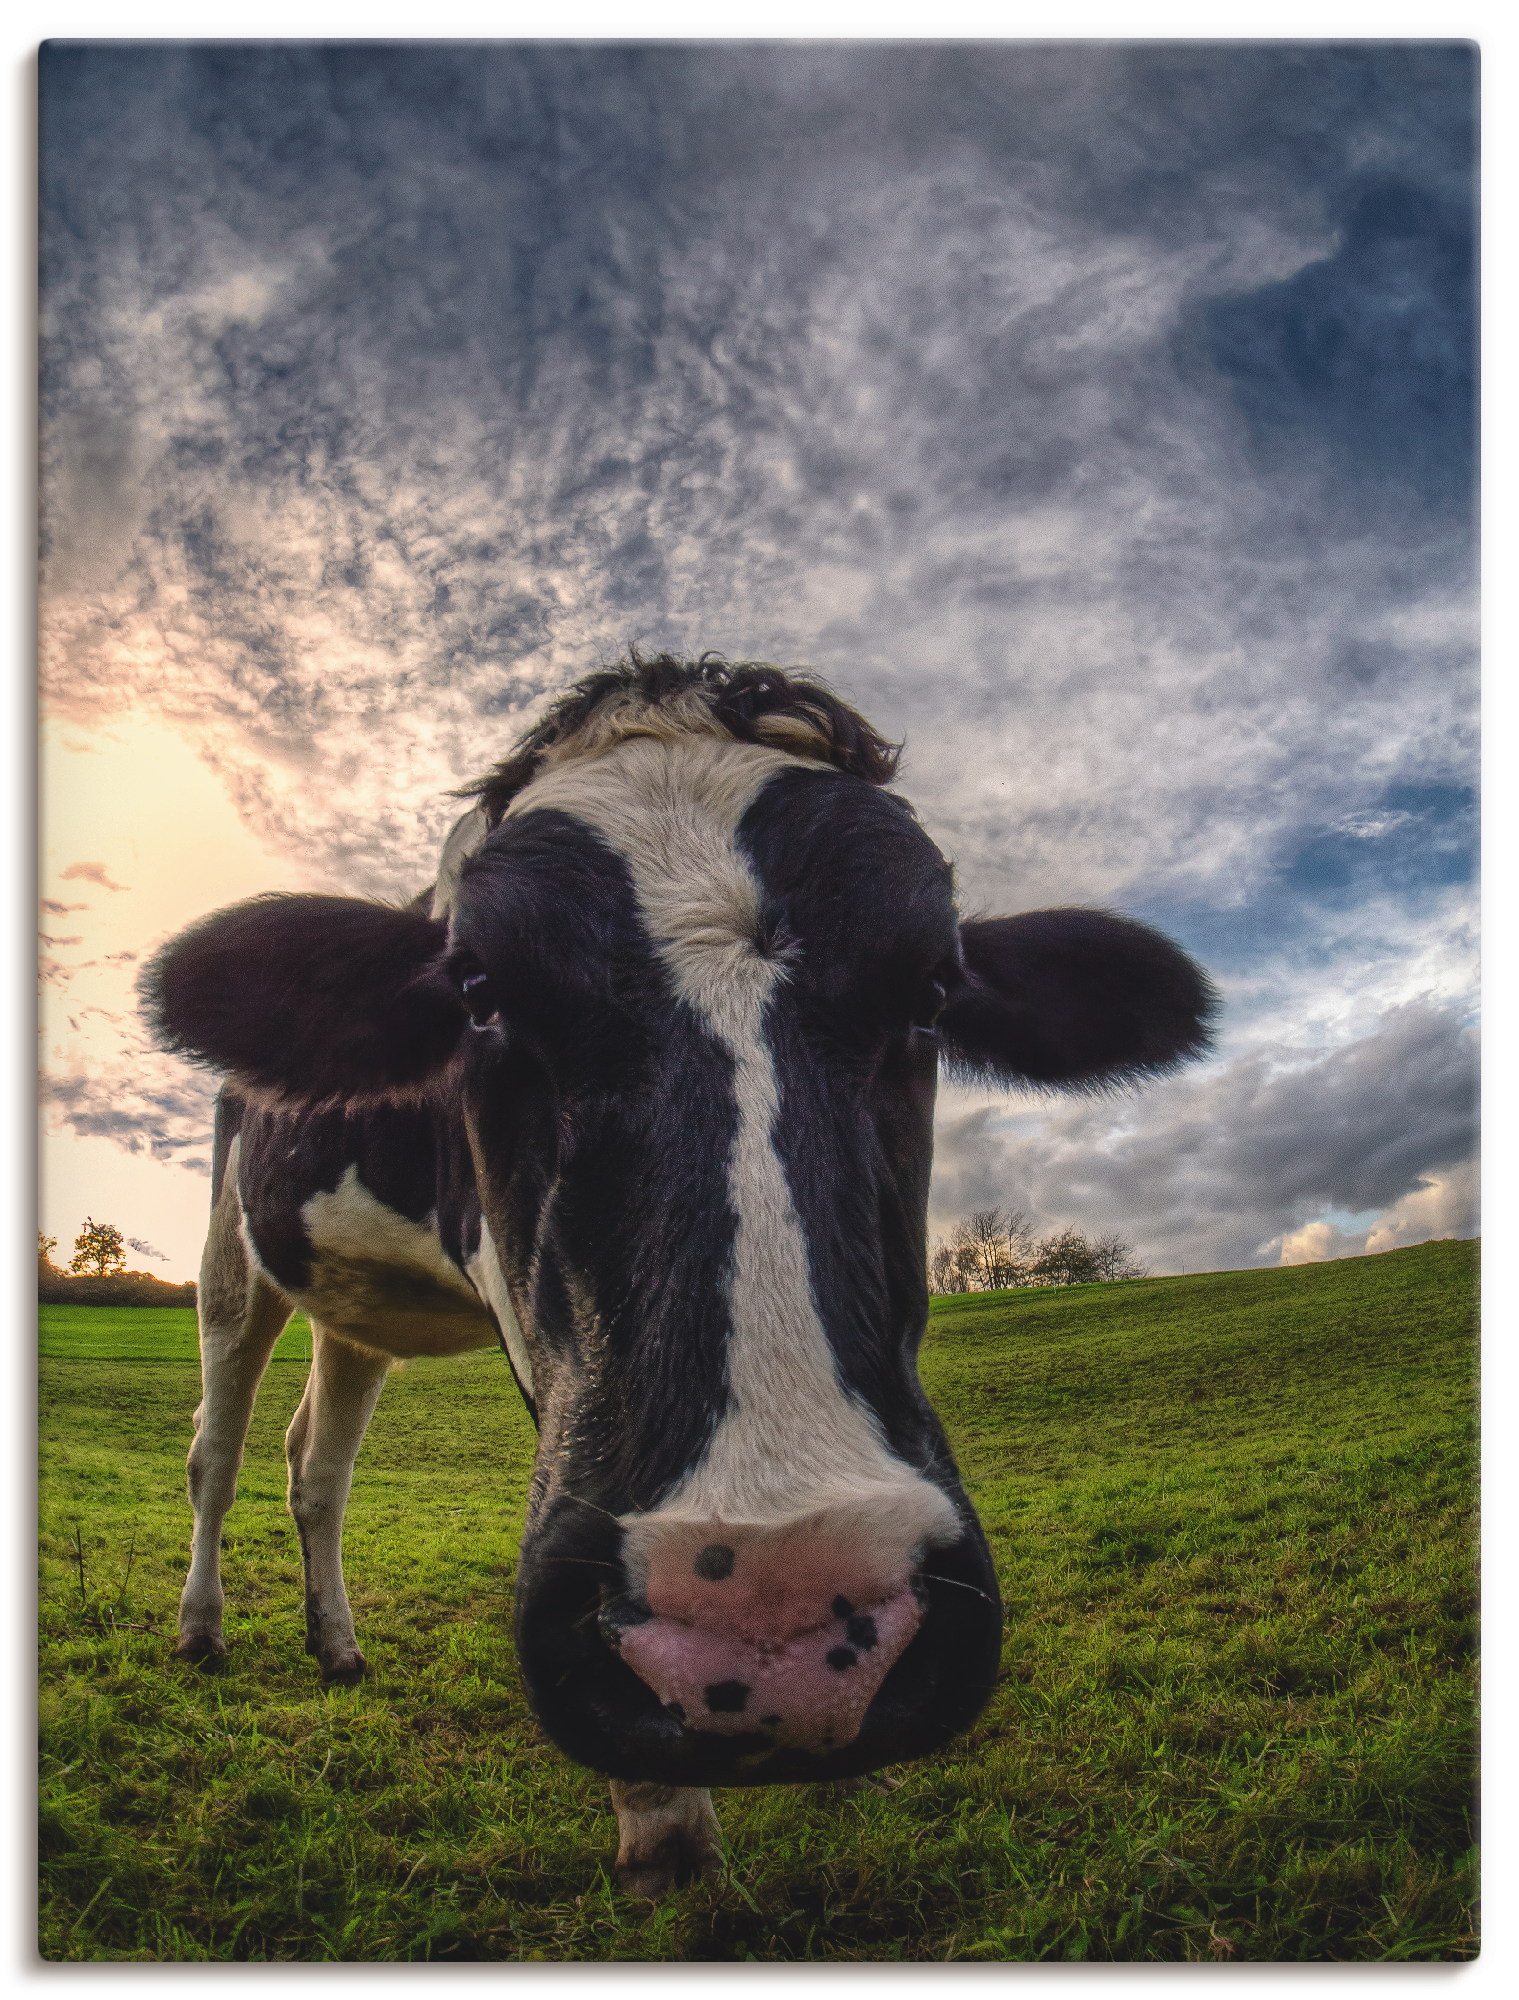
xmin=609 ymin=1512 xmax=933 ymax=1755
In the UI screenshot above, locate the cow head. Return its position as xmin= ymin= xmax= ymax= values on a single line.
xmin=146 ymin=660 xmax=1215 ymax=1786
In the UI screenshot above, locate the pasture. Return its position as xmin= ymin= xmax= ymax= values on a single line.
xmin=38 ymin=1238 xmax=1476 ymax=1961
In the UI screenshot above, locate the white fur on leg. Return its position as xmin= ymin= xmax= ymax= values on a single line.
xmin=608 ymin=1781 xmax=723 ymax=1898
xmin=177 ymin=1152 xmax=293 ymax=1665
xmin=285 ymin=1324 xmax=391 ymax=1684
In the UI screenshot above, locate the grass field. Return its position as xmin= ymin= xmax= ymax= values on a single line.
xmin=38 ymin=1238 xmax=1477 ymax=1962
xmin=40 ymin=1305 xmax=314 ymax=1365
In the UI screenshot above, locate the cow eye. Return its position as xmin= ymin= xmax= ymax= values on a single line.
xmin=912 ymin=974 xmax=948 ymax=1031
xmin=449 ymin=951 xmax=499 ymax=1028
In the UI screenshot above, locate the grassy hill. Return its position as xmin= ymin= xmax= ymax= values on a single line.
xmin=38 ymin=1238 xmax=1476 ymax=1962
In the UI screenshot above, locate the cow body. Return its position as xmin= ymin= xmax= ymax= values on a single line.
xmin=150 ymin=658 xmax=1214 ymax=1894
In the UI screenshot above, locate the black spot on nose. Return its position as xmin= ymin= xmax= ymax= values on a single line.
xmin=704 ymin=1680 xmax=750 ymax=1713
xmin=826 ymin=1646 xmax=858 ymax=1672
xmin=845 ymin=1613 xmax=878 ymax=1651
xmin=694 ymin=1543 xmax=735 ymax=1581
xmin=760 ymin=1713 xmax=781 ymax=1727
xmin=831 ymin=1594 xmax=854 ymax=1619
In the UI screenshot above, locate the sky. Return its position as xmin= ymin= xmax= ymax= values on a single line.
xmin=37 ymin=39 xmax=1478 ymax=1282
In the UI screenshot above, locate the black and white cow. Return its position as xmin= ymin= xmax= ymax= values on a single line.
xmin=145 ymin=656 xmax=1214 ymax=1896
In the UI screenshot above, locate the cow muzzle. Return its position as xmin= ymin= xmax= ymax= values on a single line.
xmin=512 ymin=1482 xmax=1002 ymax=1786
xmin=604 ymin=1498 xmax=951 ymax=1756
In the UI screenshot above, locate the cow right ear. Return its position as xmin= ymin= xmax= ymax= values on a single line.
xmin=141 ymin=893 xmax=470 ymax=1106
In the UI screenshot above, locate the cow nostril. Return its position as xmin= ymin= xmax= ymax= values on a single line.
xmin=704 ymin=1679 xmax=750 ymax=1713
xmin=602 ymin=1594 xmax=653 ymax=1630
xmin=693 ymin=1543 xmax=736 ymax=1581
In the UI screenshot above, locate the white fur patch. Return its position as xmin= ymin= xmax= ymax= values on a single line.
xmin=431 ymin=805 xmax=492 ymax=920
xmin=293 ymin=1167 xmax=497 ymax=1360
xmin=507 ymin=737 xmax=958 ymax=1551
xmin=467 ymin=1216 xmax=535 ymax=1397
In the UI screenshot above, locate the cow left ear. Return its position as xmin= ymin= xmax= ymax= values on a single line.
xmin=935 ymin=909 xmax=1217 ymax=1089
xmin=142 ymin=893 xmax=469 ymax=1107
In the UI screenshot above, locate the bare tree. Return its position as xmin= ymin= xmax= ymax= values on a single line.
xmin=930 ymin=1212 xmax=1148 ymax=1295
xmin=1089 ymin=1231 xmax=1149 ymax=1282
xmin=949 ymin=1207 xmax=1034 ymax=1290
xmin=928 ymin=1241 xmax=969 ymax=1294
xmin=1029 ymin=1227 xmax=1100 ymax=1287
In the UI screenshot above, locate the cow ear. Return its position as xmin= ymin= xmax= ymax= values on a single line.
xmin=142 ymin=894 xmax=469 ymax=1106
xmin=936 ymin=908 xmax=1217 ymax=1089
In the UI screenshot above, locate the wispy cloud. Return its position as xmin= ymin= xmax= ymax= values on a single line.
xmin=41 ymin=1067 xmax=216 ymax=1173
xmin=60 ymin=862 xmax=128 ymax=891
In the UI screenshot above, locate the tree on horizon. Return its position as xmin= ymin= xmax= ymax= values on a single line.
xmin=68 ymin=1217 xmax=127 ymax=1279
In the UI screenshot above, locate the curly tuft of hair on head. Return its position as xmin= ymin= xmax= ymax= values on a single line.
xmin=458 ymin=651 xmax=901 ymax=825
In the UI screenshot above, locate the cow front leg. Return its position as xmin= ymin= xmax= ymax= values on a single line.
xmin=608 ymin=1781 xmax=723 ymax=1898
xmin=285 ymin=1324 xmax=390 ymax=1686
xmin=177 ymin=1247 xmax=292 ymax=1666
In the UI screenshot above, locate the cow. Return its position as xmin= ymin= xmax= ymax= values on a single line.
xmin=144 ymin=654 xmax=1215 ymax=1897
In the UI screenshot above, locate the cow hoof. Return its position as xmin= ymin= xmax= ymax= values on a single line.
xmin=320 ymin=1649 xmax=366 ymax=1688
xmin=173 ymin=1633 xmax=227 ymax=1671
xmin=614 ymin=1832 xmax=723 ymax=1901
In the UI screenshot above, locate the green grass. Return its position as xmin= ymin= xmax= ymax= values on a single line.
xmin=41 ymin=1305 xmax=314 ymax=1364
xmin=38 ymin=1238 xmax=1476 ymax=1962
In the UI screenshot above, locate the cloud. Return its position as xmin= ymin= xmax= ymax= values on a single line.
xmin=1331 ymin=809 xmax=1417 ymax=841
xmin=1198 ymin=175 xmax=1475 ymax=513
xmin=39 ymin=44 xmax=1475 ymax=910
xmin=36 ymin=45 xmax=1478 ymax=1270
xmin=1270 ymin=1159 xmax=1476 ymax=1266
xmin=60 ymin=862 xmax=128 ymax=891
xmin=1364 ymin=1160 xmax=1478 ymax=1254
xmin=929 ymin=996 xmax=1477 ymax=1274
xmin=39 ymin=1065 xmax=216 ymax=1171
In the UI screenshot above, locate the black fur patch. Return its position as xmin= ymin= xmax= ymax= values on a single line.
xmin=142 ymin=894 xmax=466 ymax=1106
xmin=937 ymin=909 xmax=1219 ymax=1089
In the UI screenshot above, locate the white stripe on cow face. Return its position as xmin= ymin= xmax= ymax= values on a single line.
xmin=467 ymin=1215 xmax=535 ymax=1398
xmin=506 ymin=736 xmax=958 ymax=1552
xmin=431 ymin=805 xmax=492 ymax=920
